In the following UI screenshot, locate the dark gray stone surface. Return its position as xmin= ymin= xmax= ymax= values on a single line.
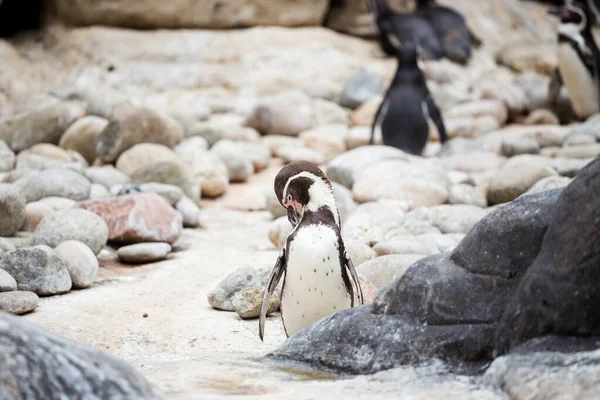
xmin=373 ymin=253 xmax=513 ymax=325
xmin=451 ymin=188 xmax=562 ymax=279
xmin=496 ymin=157 xmax=600 ymax=355
xmin=0 ymin=312 xmax=165 ymax=400
xmin=269 ymin=305 xmax=494 ymax=375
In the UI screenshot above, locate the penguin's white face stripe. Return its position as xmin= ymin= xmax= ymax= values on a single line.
xmin=282 ymin=171 xmax=340 ymax=227
xmin=559 ymin=23 xmax=589 ymax=52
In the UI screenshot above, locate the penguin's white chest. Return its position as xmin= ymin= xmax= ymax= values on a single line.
xmin=281 ymin=224 xmax=351 ymax=337
xmin=558 ymin=43 xmax=600 ymax=118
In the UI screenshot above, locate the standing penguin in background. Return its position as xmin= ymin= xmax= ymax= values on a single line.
xmin=548 ymin=0 xmax=600 ymax=120
xmin=368 ymin=0 xmax=443 ymax=60
xmin=416 ymin=0 xmax=481 ymax=65
xmin=258 ymin=161 xmax=364 ymax=340
xmin=370 ymin=41 xmax=447 ymax=156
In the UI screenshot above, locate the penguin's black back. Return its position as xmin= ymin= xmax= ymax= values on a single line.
xmin=376 ymin=43 xmax=432 ymax=156
xmin=380 ymin=73 xmax=430 ymax=156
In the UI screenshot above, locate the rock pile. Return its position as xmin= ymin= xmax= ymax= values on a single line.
xmin=0 ymin=99 xmax=215 ymax=314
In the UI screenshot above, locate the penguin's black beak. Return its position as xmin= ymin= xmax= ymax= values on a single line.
xmin=287 ymin=206 xmax=301 ymax=229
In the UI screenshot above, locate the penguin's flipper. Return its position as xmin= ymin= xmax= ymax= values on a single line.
xmin=370 ymin=99 xmax=384 ymax=145
xmin=425 ymin=95 xmax=448 ymax=143
xmin=259 ymin=250 xmax=286 ymax=341
xmin=548 ymin=67 xmax=563 ymax=107
xmin=345 ymin=252 xmax=364 ymax=306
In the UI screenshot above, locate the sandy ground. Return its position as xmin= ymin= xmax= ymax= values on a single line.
xmin=23 ymin=166 xmax=502 ymax=400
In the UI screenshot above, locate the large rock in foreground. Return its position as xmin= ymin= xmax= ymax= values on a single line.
xmin=271 ymin=305 xmax=494 ymax=374
xmin=484 ymin=338 xmax=600 ymax=400
xmin=496 ymin=157 xmax=600 ymax=354
xmin=77 ymin=192 xmax=183 ymax=244
xmin=0 ymin=312 xmax=164 ymax=399
xmin=50 ymin=0 xmax=329 ymax=29
xmin=269 ymin=188 xmax=563 ymax=374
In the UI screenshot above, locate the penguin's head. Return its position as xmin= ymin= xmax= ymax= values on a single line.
xmin=274 ymin=161 xmax=339 ymax=229
xmin=551 ymin=0 xmax=590 ymax=29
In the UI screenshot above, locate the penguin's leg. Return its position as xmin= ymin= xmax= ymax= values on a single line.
xmin=425 ymin=94 xmax=448 ymax=143
xmin=548 ymin=67 xmax=564 ymax=108
xmin=258 ymin=250 xmax=286 ymax=341
xmin=344 ymin=252 xmax=364 ymax=306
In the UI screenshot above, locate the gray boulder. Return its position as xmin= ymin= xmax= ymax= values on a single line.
xmin=451 ymin=188 xmax=563 ymax=278
xmin=0 ymin=269 xmax=17 ymax=292
xmin=0 ymin=183 xmax=26 ymax=237
xmin=0 ymin=140 xmax=15 ymax=172
xmin=484 ymin=337 xmax=600 ymax=400
xmin=326 ymin=145 xmax=411 ymax=189
xmin=339 ymin=69 xmax=384 ymax=110
xmin=207 ymin=266 xmax=265 ymax=311
xmin=0 ymin=245 xmax=72 ymax=296
xmin=271 ymin=305 xmax=494 ymax=375
xmin=211 ymin=140 xmax=254 ymax=183
xmin=14 ymin=169 xmax=91 ymax=203
xmin=0 ymin=291 xmax=39 ymax=314
xmin=0 ymin=312 xmax=164 ymax=399
xmin=32 ymin=209 xmax=109 ymax=255
xmin=496 ymin=157 xmax=600 ymax=354
xmin=0 ymin=102 xmax=83 ymax=152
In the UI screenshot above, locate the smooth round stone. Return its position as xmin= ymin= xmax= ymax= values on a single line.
xmin=0 ymin=183 xmax=26 ymax=237
xmin=89 ymin=183 xmax=110 ymax=200
xmin=54 ymin=240 xmax=99 ymax=289
xmin=139 ymin=182 xmax=183 ymax=206
xmin=20 ymin=202 xmax=55 ymax=232
xmin=32 ymin=208 xmax=109 ymax=254
xmin=175 ymin=196 xmax=201 ymax=228
xmin=117 ymin=242 xmax=172 ymax=264
xmin=210 ymin=140 xmax=254 ymax=183
xmin=231 ymin=286 xmax=279 ymax=319
xmin=13 ymin=168 xmax=91 ymax=203
xmin=38 ymin=197 xmax=77 ymax=211
xmin=0 ymin=291 xmax=39 ymax=314
xmin=85 ymin=166 xmax=130 ymax=188
xmin=0 ymin=238 xmax=17 ymax=253
xmin=0 ymin=245 xmax=72 ymax=295
xmin=0 ymin=269 xmax=17 ymax=292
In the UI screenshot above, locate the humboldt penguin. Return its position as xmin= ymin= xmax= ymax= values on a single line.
xmin=258 ymin=161 xmax=364 ymax=340
xmin=548 ymin=0 xmax=600 ymax=120
xmin=368 ymin=0 xmax=443 ymax=60
xmin=416 ymin=0 xmax=481 ymax=64
xmin=370 ymin=41 xmax=447 ymax=156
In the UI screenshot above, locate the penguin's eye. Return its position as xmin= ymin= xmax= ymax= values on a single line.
xmin=287 ymin=194 xmax=292 ymax=202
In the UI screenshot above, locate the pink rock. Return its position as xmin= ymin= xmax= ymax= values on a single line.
xmin=77 ymin=192 xmax=182 ymax=244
